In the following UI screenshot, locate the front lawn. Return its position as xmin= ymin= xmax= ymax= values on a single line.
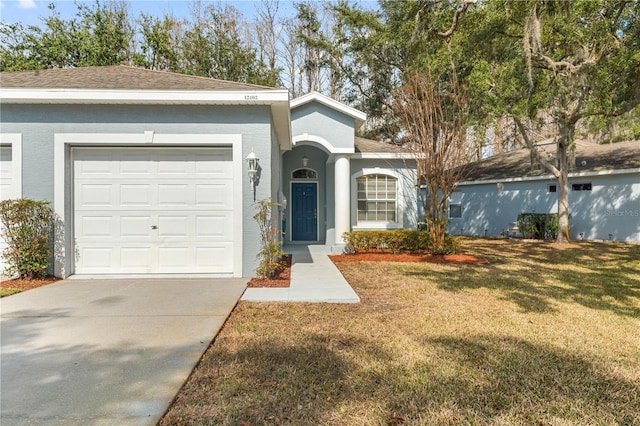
xmin=161 ymin=238 xmax=640 ymax=425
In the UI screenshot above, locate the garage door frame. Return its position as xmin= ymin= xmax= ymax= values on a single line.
xmin=0 ymin=133 xmax=23 ymax=275
xmin=54 ymin=132 xmax=243 ymax=278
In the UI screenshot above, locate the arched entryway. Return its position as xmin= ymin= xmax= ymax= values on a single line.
xmin=282 ymin=145 xmax=328 ymax=243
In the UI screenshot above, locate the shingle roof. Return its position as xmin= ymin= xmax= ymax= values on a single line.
xmin=462 ymin=140 xmax=640 ymax=182
xmin=354 ymin=137 xmax=409 ymax=153
xmin=0 ymin=65 xmax=274 ymax=91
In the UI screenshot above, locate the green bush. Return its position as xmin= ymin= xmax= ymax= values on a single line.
xmin=0 ymin=199 xmax=54 ymax=278
xmin=517 ymin=213 xmax=560 ymax=240
xmin=254 ymin=198 xmax=286 ymax=279
xmin=438 ymin=234 xmax=461 ymax=255
xmin=342 ymin=230 xmax=432 ymax=254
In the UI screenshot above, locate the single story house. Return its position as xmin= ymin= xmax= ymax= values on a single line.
xmin=0 ymin=65 xmax=417 ymax=278
xmin=446 ymin=140 xmax=640 ymax=242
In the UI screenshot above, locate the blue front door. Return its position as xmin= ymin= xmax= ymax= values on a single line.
xmin=292 ymin=182 xmax=317 ymax=241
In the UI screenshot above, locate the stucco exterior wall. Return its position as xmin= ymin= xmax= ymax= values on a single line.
xmin=447 ymin=172 xmax=640 ymax=242
xmin=291 ymin=103 xmax=354 ymax=150
xmin=1 ymin=103 xmax=275 ymax=276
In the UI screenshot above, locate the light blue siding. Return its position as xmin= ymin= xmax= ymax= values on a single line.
xmin=448 ymin=173 xmax=640 ymax=242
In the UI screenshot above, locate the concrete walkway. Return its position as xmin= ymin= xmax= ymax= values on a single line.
xmin=0 ymin=278 xmax=247 ymax=426
xmin=241 ymin=244 xmax=360 ymax=303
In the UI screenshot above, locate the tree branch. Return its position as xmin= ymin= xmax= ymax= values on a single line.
xmin=513 ymin=117 xmax=560 ymax=178
xmin=578 ymin=89 xmax=640 ymax=120
xmin=437 ymin=0 xmax=476 ymax=39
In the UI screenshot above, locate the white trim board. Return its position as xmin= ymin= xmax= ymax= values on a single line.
xmin=53 ymin=132 xmax=243 ymax=278
xmin=1 ymin=88 xmax=290 ymax=104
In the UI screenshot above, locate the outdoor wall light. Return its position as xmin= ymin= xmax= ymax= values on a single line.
xmin=246 ymin=150 xmax=259 ymax=186
xmin=302 ymin=155 xmax=309 ymax=167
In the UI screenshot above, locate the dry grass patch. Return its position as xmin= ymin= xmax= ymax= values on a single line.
xmin=162 ymin=239 xmax=640 ymax=425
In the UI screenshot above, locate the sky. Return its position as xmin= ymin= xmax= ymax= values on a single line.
xmin=0 ymin=0 xmax=301 ymax=27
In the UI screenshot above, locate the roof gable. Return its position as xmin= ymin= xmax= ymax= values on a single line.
xmin=290 ymin=92 xmax=366 ymax=129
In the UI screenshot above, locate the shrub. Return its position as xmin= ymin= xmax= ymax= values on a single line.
xmin=254 ymin=198 xmax=286 ymax=279
xmin=342 ymin=230 xmax=432 ymax=254
xmin=0 ymin=199 xmax=54 ymax=279
xmin=438 ymin=234 xmax=461 ymax=255
xmin=517 ymin=213 xmax=560 ymax=240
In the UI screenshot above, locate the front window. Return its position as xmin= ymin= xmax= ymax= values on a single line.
xmin=572 ymin=183 xmax=592 ymax=191
xmin=292 ymin=168 xmax=317 ymax=179
xmin=449 ymin=204 xmax=462 ymax=218
xmin=357 ymin=174 xmax=397 ymax=222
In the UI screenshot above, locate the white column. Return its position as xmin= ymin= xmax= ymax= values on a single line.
xmin=334 ymin=154 xmax=350 ymax=245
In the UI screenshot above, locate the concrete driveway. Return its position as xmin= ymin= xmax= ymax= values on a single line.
xmin=0 ymin=278 xmax=247 ymax=425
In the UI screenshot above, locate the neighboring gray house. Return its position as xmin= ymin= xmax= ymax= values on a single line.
xmin=446 ymin=140 xmax=640 ymax=242
xmin=0 ymin=66 xmax=418 ymax=278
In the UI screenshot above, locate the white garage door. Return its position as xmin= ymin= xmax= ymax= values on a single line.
xmin=0 ymin=145 xmax=16 ymax=274
xmin=73 ymin=147 xmax=234 ymax=274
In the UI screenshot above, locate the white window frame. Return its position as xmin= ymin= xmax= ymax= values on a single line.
xmin=351 ymin=169 xmax=403 ymax=229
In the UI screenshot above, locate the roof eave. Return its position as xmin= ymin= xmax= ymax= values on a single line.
xmin=0 ymin=88 xmax=290 ymax=105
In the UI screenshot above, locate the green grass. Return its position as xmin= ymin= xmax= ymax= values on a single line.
xmin=0 ymin=288 xmax=21 ymax=298
xmin=161 ymin=238 xmax=640 ymax=425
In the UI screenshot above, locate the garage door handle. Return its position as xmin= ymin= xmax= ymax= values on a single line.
xmin=151 ymin=225 xmax=158 ymax=229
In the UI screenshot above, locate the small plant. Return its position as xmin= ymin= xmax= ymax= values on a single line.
xmin=253 ymin=198 xmax=286 ymax=279
xmin=0 ymin=198 xmax=54 ymax=279
xmin=517 ymin=213 xmax=561 ymax=240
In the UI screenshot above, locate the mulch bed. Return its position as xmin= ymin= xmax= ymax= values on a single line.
xmin=246 ymin=254 xmax=292 ymax=288
xmin=329 ymin=252 xmax=489 ymax=265
xmin=0 ymin=276 xmax=61 ymax=292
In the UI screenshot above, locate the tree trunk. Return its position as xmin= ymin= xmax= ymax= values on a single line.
xmin=556 ymin=124 xmax=573 ymax=244
xmin=557 ymin=166 xmax=570 ymax=243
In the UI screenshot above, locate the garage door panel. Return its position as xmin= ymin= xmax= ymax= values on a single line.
xmin=79 ymin=247 xmax=114 ymax=271
xmin=78 ymin=184 xmax=113 ymax=207
xmin=158 ymin=155 xmax=191 ymax=175
xmin=158 ymin=247 xmax=188 ymax=270
xmin=157 ymin=184 xmax=190 ymax=206
xmin=196 ymin=214 xmax=233 ymax=240
xmin=157 ymin=215 xmax=189 ymax=237
xmin=119 ymin=153 xmax=153 ymax=175
xmin=120 ymin=247 xmax=153 ymax=272
xmin=195 ymin=151 xmax=233 ymax=176
xmin=120 ymin=215 xmax=153 ymax=239
xmin=79 ymin=216 xmax=114 ymax=238
xmin=195 ymin=245 xmax=233 ymax=272
xmin=120 ymin=184 xmax=152 ymax=207
xmin=73 ymin=147 xmax=234 ymax=275
xmin=195 ymin=182 xmax=233 ymax=207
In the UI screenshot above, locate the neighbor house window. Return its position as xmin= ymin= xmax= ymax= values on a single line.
xmin=292 ymin=168 xmax=317 ymax=179
xmin=548 ymin=184 xmax=557 ymax=193
xmin=357 ymin=174 xmax=397 ymax=222
xmin=572 ymin=183 xmax=592 ymax=191
xmin=449 ymin=204 xmax=462 ymax=218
